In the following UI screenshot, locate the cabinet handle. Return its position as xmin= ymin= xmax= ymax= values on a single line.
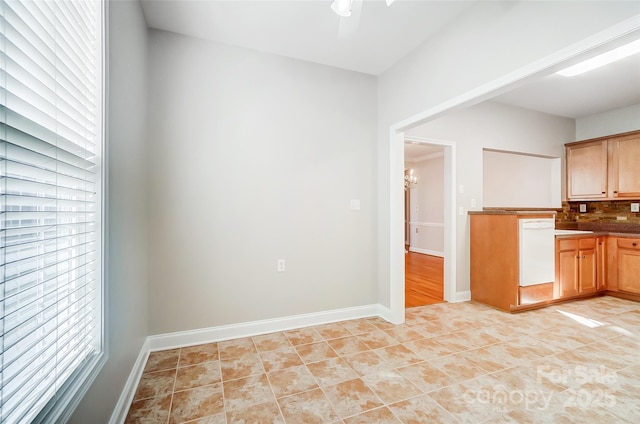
xmin=633 ymin=242 xmax=638 ymax=247
xmin=602 ymin=191 xmax=606 ymax=194
xmin=614 ymin=191 xmax=618 ymax=194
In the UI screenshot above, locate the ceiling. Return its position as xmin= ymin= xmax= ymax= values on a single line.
xmin=491 ymin=52 xmax=640 ymax=119
xmin=141 ymin=0 xmax=640 ymax=123
xmin=140 ymin=0 xmax=476 ymax=76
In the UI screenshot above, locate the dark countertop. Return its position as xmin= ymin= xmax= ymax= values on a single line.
xmin=555 ymin=232 xmax=640 ymax=238
xmin=468 ymin=210 xmax=557 ymax=215
xmin=555 ymin=221 xmax=640 ymax=234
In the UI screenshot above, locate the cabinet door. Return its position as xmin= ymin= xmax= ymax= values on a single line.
xmin=609 ymin=134 xmax=640 ymax=198
xmin=618 ymin=239 xmax=640 ymax=294
xmin=556 ymin=239 xmax=579 ymax=298
xmin=566 ymin=140 xmax=608 ymax=200
xmin=579 ymin=248 xmax=597 ymax=294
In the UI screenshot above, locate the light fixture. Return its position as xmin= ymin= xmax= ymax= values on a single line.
xmin=331 ymin=0 xmax=394 ymax=18
xmin=331 ymin=0 xmax=353 ymax=17
xmin=556 ymin=38 xmax=640 ymax=77
xmin=404 ymin=169 xmax=417 ymax=190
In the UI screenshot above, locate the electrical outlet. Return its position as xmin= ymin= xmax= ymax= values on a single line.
xmin=415 ymin=227 xmax=419 ymax=233
xmin=277 ymin=259 xmax=285 ymax=272
xmin=631 ymin=203 xmax=640 ymax=213
xmin=579 ymin=204 xmax=587 ymax=213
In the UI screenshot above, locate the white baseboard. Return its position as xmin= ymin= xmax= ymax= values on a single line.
xmin=454 ymin=290 xmax=471 ymax=302
xmin=408 ymin=247 xmax=444 ymax=257
xmin=147 ymin=304 xmax=381 ymax=351
xmin=375 ymin=304 xmax=402 ymax=325
xmin=109 ymin=338 xmax=150 ymax=424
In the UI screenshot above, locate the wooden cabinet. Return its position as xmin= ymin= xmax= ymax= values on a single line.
xmin=608 ymin=133 xmax=640 ymax=199
xmin=614 ymin=237 xmax=640 ymax=295
xmin=470 ymin=212 xmax=555 ymax=311
xmin=555 ymin=236 xmax=599 ymax=299
xmin=596 ymin=236 xmax=606 ymax=290
xmin=566 ymin=130 xmax=640 ymax=201
xmin=566 ymin=140 xmax=608 ymax=199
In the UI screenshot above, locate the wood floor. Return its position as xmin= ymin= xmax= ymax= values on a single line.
xmin=405 ymin=250 xmax=444 ymax=307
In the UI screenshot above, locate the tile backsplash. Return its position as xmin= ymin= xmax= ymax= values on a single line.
xmin=557 ymin=201 xmax=640 ymax=225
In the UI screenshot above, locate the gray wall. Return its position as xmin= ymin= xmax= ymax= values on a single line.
xmin=576 ymin=103 xmax=640 ymax=139
xmin=146 ymin=30 xmax=378 ymax=335
xmin=69 ymin=1 xmax=149 ymax=422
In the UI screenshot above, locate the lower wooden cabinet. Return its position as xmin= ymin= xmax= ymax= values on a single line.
xmin=615 ymin=238 xmax=640 ymax=294
xmin=596 ymin=237 xmax=607 ymax=290
xmin=555 ymin=237 xmax=599 ymax=299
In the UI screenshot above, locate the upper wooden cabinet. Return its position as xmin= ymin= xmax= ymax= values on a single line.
xmin=609 ymin=133 xmax=640 ymax=199
xmin=566 ymin=130 xmax=640 ymax=201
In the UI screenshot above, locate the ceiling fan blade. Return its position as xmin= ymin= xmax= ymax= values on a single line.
xmin=337 ymin=0 xmax=362 ymax=39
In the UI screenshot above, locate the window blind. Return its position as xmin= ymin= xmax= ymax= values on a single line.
xmin=0 ymin=0 xmax=103 ymax=422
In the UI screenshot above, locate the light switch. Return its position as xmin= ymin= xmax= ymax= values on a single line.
xmin=579 ymin=204 xmax=587 ymax=213
xmin=631 ymin=203 xmax=640 ymax=213
xmin=350 ymin=199 xmax=361 ymax=210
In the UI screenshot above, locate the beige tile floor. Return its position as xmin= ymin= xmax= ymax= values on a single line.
xmin=126 ymin=296 xmax=640 ymax=423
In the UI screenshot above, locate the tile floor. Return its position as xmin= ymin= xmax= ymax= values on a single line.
xmin=125 ymin=296 xmax=640 ymax=423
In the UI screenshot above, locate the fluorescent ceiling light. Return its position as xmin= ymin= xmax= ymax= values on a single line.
xmin=331 ymin=0 xmax=353 ymax=17
xmin=557 ymin=38 xmax=640 ymax=77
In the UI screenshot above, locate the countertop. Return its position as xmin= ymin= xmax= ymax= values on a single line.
xmin=468 ymin=209 xmax=640 ymax=235
xmin=468 ymin=210 xmax=557 ymax=215
xmin=555 ymin=221 xmax=640 ymax=234
xmin=555 ymin=231 xmax=640 ymax=238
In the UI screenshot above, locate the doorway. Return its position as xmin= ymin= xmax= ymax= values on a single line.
xmin=404 ymin=141 xmax=446 ymax=307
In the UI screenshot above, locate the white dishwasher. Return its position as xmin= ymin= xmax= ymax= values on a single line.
xmin=518 ymin=218 xmax=555 ymax=286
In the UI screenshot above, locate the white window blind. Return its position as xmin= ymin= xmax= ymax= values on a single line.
xmin=0 ymin=0 xmax=103 ymax=422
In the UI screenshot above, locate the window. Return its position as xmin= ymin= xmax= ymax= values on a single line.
xmin=0 ymin=0 xmax=104 ymax=422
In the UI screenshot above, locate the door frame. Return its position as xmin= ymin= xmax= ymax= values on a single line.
xmin=403 ymin=137 xmax=456 ymax=307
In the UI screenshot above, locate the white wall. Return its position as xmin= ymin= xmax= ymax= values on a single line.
xmin=483 ymin=150 xmax=561 ymax=208
xmin=576 ymin=103 xmax=640 ymax=140
xmin=147 ymin=30 xmax=378 ymax=334
xmin=377 ymin=1 xmax=639 ymax=309
xmin=406 ymin=155 xmax=445 ymax=255
xmin=70 ymin=1 xmax=149 ymax=422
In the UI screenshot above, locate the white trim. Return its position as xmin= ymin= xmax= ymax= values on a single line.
xmin=387 ymin=16 xmax=640 ymax=325
xmin=454 ymin=291 xmax=472 ymax=303
xmin=108 ymin=339 xmax=150 ymax=424
xmin=393 ymin=136 xmax=457 ymax=319
xmin=394 ymin=16 xmax=640 ymax=133
xmin=147 ymin=304 xmax=381 ymax=351
xmin=409 ymin=247 xmax=444 ymax=257
xmin=375 ymin=304 xmax=397 ymax=325
xmin=409 ymin=221 xmax=444 ymax=228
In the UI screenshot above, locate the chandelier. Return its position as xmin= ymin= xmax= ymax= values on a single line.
xmin=404 ymin=169 xmax=417 ymax=190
